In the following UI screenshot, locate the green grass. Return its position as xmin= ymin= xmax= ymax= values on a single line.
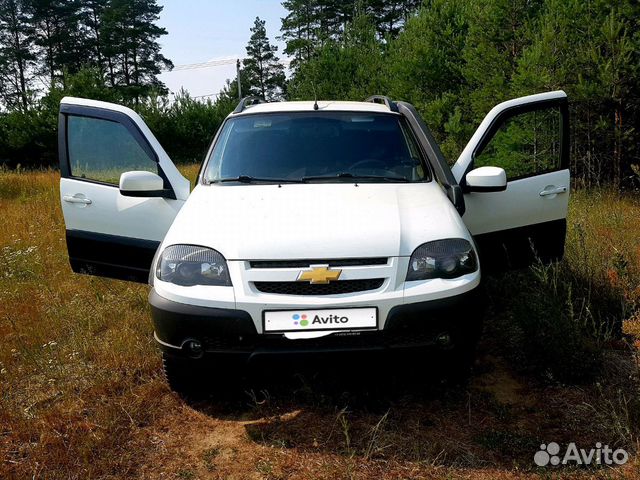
xmin=0 ymin=167 xmax=638 ymax=479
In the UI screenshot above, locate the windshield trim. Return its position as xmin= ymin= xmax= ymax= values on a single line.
xmin=199 ymin=110 xmax=433 ymax=186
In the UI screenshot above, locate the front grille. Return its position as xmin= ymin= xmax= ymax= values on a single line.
xmin=254 ymin=279 xmax=384 ymax=295
xmin=250 ymin=258 xmax=388 ymax=269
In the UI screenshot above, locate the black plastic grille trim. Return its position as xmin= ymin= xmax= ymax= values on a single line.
xmin=249 ymin=258 xmax=388 ymax=269
xmin=201 ymin=330 xmax=440 ymax=353
xmin=254 ymin=279 xmax=384 ymax=295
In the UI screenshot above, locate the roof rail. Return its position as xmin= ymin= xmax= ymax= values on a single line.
xmin=233 ymin=96 xmax=266 ymax=114
xmin=364 ymin=95 xmax=399 ymax=112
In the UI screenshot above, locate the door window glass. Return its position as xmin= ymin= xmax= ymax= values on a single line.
xmin=67 ymin=115 xmax=157 ymax=185
xmin=474 ymin=106 xmax=562 ymax=180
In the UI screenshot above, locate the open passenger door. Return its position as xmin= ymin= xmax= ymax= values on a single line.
xmin=58 ymin=97 xmax=190 ymax=283
xmin=452 ymin=91 xmax=570 ymax=271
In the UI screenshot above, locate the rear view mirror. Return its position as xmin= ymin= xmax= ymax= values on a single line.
xmin=119 ymin=171 xmax=170 ymax=197
xmin=465 ymin=166 xmax=507 ymax=192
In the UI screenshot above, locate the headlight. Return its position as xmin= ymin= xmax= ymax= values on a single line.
xmin=157 ymin=245 xmax=231 ymax=286
xmin=406 ymin=238 xmax=477 ymax=281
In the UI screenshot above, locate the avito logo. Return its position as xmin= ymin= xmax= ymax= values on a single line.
xmin=534 ymin=442 xmax=628 ymax=467
xmin=292 ymin=313 xmax=349 ymax=327
xmin=292 ymin=313 xmax=309 ymax=327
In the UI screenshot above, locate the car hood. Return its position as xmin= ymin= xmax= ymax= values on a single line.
xmin=162 ymin=182 xmax=471 ymax=259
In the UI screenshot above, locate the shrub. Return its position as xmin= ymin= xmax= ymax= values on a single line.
xmin=0 ymin=71 xmax=236 ymax=170
xmin=486 ymin=190 xmax=639 ymax=384
xmin=138 ymin=91 xmax=235 ymax=165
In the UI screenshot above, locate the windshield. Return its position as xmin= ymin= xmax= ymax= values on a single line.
xmin=203 ymin=112 xmax=429 ymax=183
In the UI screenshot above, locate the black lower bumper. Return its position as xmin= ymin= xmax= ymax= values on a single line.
xmin=150 ymin=287 xmax=484 ymax=361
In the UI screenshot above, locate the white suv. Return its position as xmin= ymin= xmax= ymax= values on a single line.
xmin=58 ymin=92 xmax=570 ymax=392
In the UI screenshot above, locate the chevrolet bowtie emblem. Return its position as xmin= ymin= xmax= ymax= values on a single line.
xmin=297 ymin=265 xmax=342 ymax=284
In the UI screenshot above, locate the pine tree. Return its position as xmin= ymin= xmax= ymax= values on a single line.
xmin=385 ymin=0 xmax=470 ymax=158
xmin=80 ymin=0 xmax=110 ymax=79
xmin=280 ymin=0 xmax=420 ymax=65
xmin=462 ymin=0 xmax=543 ymax=119
xmin=242 ymin=17 xmax=285 ymax=101
xmin=0 ymin=0 xmax=36 ymax=110
xmin=217 ymin=71 xmax=252 ymax=104
xmin=597 ymin=8 xmax=637 ymax=187
xmin=280 ymin=0 xmax=319 ymax=69
xmin=367 ymin=0 xmax=421 ymax=38
xmin=29 ymin=0 xmax=87 ymax=88
xmin=101 ymin=0 xmax=173 ymax=102
xmin=317 ymin=0 xmax=355 ymax=42
xmin=287 ymin=13 xmax=384 ymax=101
xmin=513 ymin=0 xmax=639 ymax=187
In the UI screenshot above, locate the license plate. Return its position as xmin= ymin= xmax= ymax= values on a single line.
xmin=264 ymin=308 xmax=377 ymax=333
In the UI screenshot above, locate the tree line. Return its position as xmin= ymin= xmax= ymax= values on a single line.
xmin=0 ymin=0 xmax=638 ymax=188
xmin=0 ymin=0 xmax=171 ymax=110
xmin=279 ymin=0 xmax=639 ymax=187
xmin=280 ymin=0 xmax=420 ymax=68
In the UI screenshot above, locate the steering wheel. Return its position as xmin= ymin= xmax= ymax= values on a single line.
xmin=349 ymin=159 xmax=388 ymax=171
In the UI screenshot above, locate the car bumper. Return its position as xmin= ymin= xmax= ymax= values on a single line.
xmin=152 ymin=259 xmax=480 ymax=332
xmin=150 ymin=285 xmax=485 ymax=361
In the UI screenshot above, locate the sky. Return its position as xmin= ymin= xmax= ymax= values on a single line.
xmin=157 ymin=0 xmax=288 ymax=100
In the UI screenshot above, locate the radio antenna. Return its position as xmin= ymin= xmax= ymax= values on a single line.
xmin=312 ymin=81 xmax=319 ymax=110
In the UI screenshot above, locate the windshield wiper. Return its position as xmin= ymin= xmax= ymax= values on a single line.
xmin=210 ymin=175 xmax=303 ymax=184
xmin=301 ymin=173 xmax=410 ymax=183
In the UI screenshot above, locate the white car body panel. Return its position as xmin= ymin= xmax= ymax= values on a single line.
xmin=462 ymin=170 xmax=570 ymax=235
xmin=453 ymin=90 xmax=570 ymax=236
xmin=56 ymin=93 xmax=569 ymax=339
xmin=160 ymin=182 xmax=472 ymax=260
xmin=154 ymin=181 xmax=480 ymax=332
xmin=60 ymin=177 xmax=185 ymax=241
xmin=234 ymin=100 xmax=393 ymax=116
xmin=153 ymin=262 xmax=480 ymax=333
xmin=119 ymin=171 xmax=164 ymax=192
xmin=465 ymin=166 xmax=507 ymax=189
xmin=59 ymin=97 xmax=190 ymax=242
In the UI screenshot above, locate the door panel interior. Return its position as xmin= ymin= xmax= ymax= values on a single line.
xmin=66 ymin=230 xmax=160 ymax=283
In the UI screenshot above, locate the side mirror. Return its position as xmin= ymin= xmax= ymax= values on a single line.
xmin=465 ymin=166 xmax=507 ymax=192
xmin=119 ymin=171 xmax=169 ymax=197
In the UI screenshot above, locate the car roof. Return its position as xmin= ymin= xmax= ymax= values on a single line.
xmin=230 ymin=100 xmax=396 ymax=116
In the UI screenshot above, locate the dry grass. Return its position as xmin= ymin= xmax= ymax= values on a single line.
xmin=0 ymin=167 xmax=638 ymax=479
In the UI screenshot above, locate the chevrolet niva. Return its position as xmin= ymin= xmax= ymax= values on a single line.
xmin=58 ymin=92 xmax=570 ymax=393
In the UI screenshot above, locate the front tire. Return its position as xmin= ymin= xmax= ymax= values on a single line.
xmin=162 ymin=353 xmax=206 ymax=396
xmin=442 ymin=317 xmax=484 ymax=382
xmin=162 ymin=353 xmax=246 ymax=397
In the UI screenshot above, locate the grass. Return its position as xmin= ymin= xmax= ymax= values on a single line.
xmin=0 ymin=166 xmax=639 ymax=479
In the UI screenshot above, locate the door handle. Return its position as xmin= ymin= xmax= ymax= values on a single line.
xmin=539 ymin=186 xmax=567 ymax=197
xmin=63 ymin=195 xmax=92 ymax=205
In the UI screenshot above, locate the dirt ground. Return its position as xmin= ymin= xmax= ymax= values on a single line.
xmin=1 ymin=170 xmax=639 ymax=479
